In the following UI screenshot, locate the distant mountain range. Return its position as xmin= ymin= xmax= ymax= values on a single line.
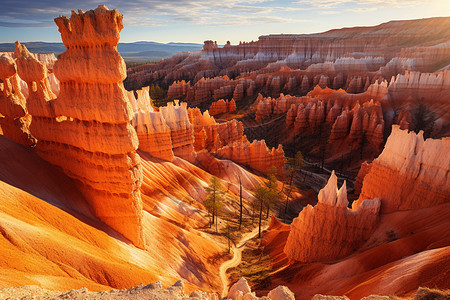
xmin=0 ymin=41 xmax=204 ymax=59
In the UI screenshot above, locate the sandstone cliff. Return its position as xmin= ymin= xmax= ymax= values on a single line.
xmin=354 ymin=125 xmax=450 ymax=213
xmin=126 ymin=17 xmax=450 ymax=99
xmin=217 ymin=139 xmax=285 ymax=175
xmin=0 ymin=53 xmax=35 ymax=145
xmin=15 ymin=6 xmax=144 ymax=248
xmin=283 ymin=171 xmax=380 ymax=262
xmin=208 ymin=98 xmax=236 ymax=116
xmin=260 ymin=126 xmax=450 ymax=298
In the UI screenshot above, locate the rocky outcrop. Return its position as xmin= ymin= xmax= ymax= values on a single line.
xmin=15 ymin=6 xmax=145 ymax=248
xmin=133 ymin=109 xmax=174 ymax=161
xmin=387 ymin=70 xmax=450 ymax=122
xmin=217 ymin=139 xmax=285 ymax=175
xmin=284 ymin=171 xmax=381 ymax=262
xmin=0 ymin=53 xmax=35 ymax=145
xmin=160 ymin=101 xmax=197 ymax=162
xmin=132 ymin=97 xmax=249 ymax=163
xmin=0 ymin=280 xmax=220 ymax=300
xmin=354 ymin=126 xmax=450 ymax=213
xmin=134 ymin=99 xmax=197 ymax=162
xmin=227 ymin=277 xmax=295 ymax=300
xmin=257 ymin=88 xmax=386 ymax=150
xmin=354 ymin=161 xmax=372 ymax=195
xmin=127 ymin=17 xmax=450 ymax=99
xmin=167 ymin=80 xmax=190 ymax=100
xmin=187 ymin=107 xmax=244 ymax=152
xmin=208 ymin=98 xmax=236 ymax=116
xmin=167 ymin=76 xmax=256 ymax=106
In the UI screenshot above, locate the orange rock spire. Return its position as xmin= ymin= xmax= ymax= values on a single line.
xmin=0 ymin=53 xmax=35 ymax=145
xmin=15 ymin=5 xmax=144 ymax=248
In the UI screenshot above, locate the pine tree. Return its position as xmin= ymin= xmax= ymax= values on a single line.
xmin=239 ymin=175 xmax=243 ymax=231
xmin=204 ymin=176 xmax=224 ymax=232
xmin=265 ymin=166 xmax=279 ymax=219
xmin=284 ymin=151 xmax=303 ymax=216
xmin=253 ymin=185 xmax=269 ymax=238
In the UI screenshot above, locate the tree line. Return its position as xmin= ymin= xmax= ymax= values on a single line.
xmin=203 ymin=151 xmax=304 ymax=248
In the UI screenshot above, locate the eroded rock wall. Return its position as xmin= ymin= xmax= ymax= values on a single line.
xmin=284 ymin=171 xmax=381 ymax=262
xmin=15 ymin=6 xmax=145 ymax=248
xmin=217 ymin=139 xmax=285 ymax=175
xmin=0 ymin=53 xmax=35 ymax=145
xmin=354 ymin=126 xmax=450 ymax=213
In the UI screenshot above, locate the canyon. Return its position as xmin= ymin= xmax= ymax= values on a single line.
xmin=0 ymin=5 xmax=449 ymax=300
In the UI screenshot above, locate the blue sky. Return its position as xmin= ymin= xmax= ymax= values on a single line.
xmin=0 ymin=0 xmax=449 ymax=44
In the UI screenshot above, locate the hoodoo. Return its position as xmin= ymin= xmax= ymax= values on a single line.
xmin=284 ymin=171 xmax=381 ymax=262
xmin=0 ymin=4 xmax=449 ymax=298
xmin=15 ymin=6 xmax=145 ymax=248
xmin=354 ymin=125 xmax=450 ymax=212
xmin=0 ymin=53 xmax=35 ymax=146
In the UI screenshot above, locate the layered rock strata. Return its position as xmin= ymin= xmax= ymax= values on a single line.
xmin=0 ymin=53 xmax=35 ymax=145
xmin=15 ymin=6 xmax=144 ymax=248
xmin=217 ymin=139 xmax=285 ymax=175
xmin=187 ymin=107 xmax=244 ymax=152
xmin=208 ymin=98 xmax=236 ymax=116
xmin=126 ymin=17 xmax=450 ymax=100
xmin=132 ymin=97 xmax=247 ymax=161
xmin=259 ymin=89 xmax=386 ymax=150
xmin=284 ymin=171 xmax=381 ymax=262
xmin=354 ymin=126 xmax=450 ymax=213
xmin=160 ymin=101 xmax=197 ymax=162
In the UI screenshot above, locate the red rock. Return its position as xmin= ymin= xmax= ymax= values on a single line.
xmin=133 ymin=109 xmax=174 ymax=161
xmin=354 ymin=126 xmax=450 ymax=213
xmin=354 ymin=161 xmax=372 ymax=195
xmin=160 ymin=100 xmax=196 ymax=162
xmin=208 ymin=98 xmax=236 ymax=116
xmin=329 ymin=109 xmax=351 ymax=141
xmin=217 ymin=139 xmax=285 ymax=175
xmin=16 ymin=6 xmax=145 ymax=248
xmin=167 ymin=80 xmax=190 ymax=100
xmin=284 ymin=171 xmax=381 ymax=262
xmin=187 ymin=107 xmax=243 ymax=152
xmin=0 ymin=53 xmax=35 ymax=145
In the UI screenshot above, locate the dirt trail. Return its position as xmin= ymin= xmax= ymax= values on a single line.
xmin=219 ymin=225 xmax=267 ymax=297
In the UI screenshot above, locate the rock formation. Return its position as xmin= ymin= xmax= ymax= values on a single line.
xmin=354 ymin=126 xmax=450 ymax=213
xmin=227 ymin=277 xmax=295 ymax=300
xmin=217 ymin=139 xmax=285 ymax=175
xmin=133 ymin=109 xmax=174 ymax=161
xmin=284 ymin=171 xmax=381 ymax=262
xmin=255 ymin=89 xmax=386 ymax=152
xmin=132 ymin=96 xmax=258 ymax=165
xmin=187 ymin=107 xmax=244 ymax=152
xmin=160 ymin=101 xmax=197 ymax=162
xmin=208 ymin=98 xmax=236 ymax=116
xmin=167 ymin=80 xmax=190 ymax=100
xmin=126 ymin=17 xmax=450 ymax=99
xmin=15 ymin=6 xmax=144 ymax=248
xmin=0 ymin=53 xmax=35 ymax=145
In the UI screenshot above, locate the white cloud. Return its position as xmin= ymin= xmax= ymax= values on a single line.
xmin=320 ymin=11 xmax=340 ymax=15
xmin=295 ymin=0 xmax=432 ymax=8
xmin=346 ymin=7 xmax=377 ymax=12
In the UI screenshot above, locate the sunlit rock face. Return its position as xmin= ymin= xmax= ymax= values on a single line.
xmin=15 ymin=6 xmax=145 ymax=248
xmin=0 ymin=53 xmax=35 ymax=145
xmin=126 ymin=17 xmax=450 ymax=97
xmin=217 ymin=139 xmax=285 ymax=175
xmin=283 ymin=171 xmax=381 ymax=263
xmin=208 ymin=98 xmax=236 ymax=116
xmin=284 ymin=126 xmax=450 ymax=263
xmin=354 ymin=126 xmax=450 ymax=213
